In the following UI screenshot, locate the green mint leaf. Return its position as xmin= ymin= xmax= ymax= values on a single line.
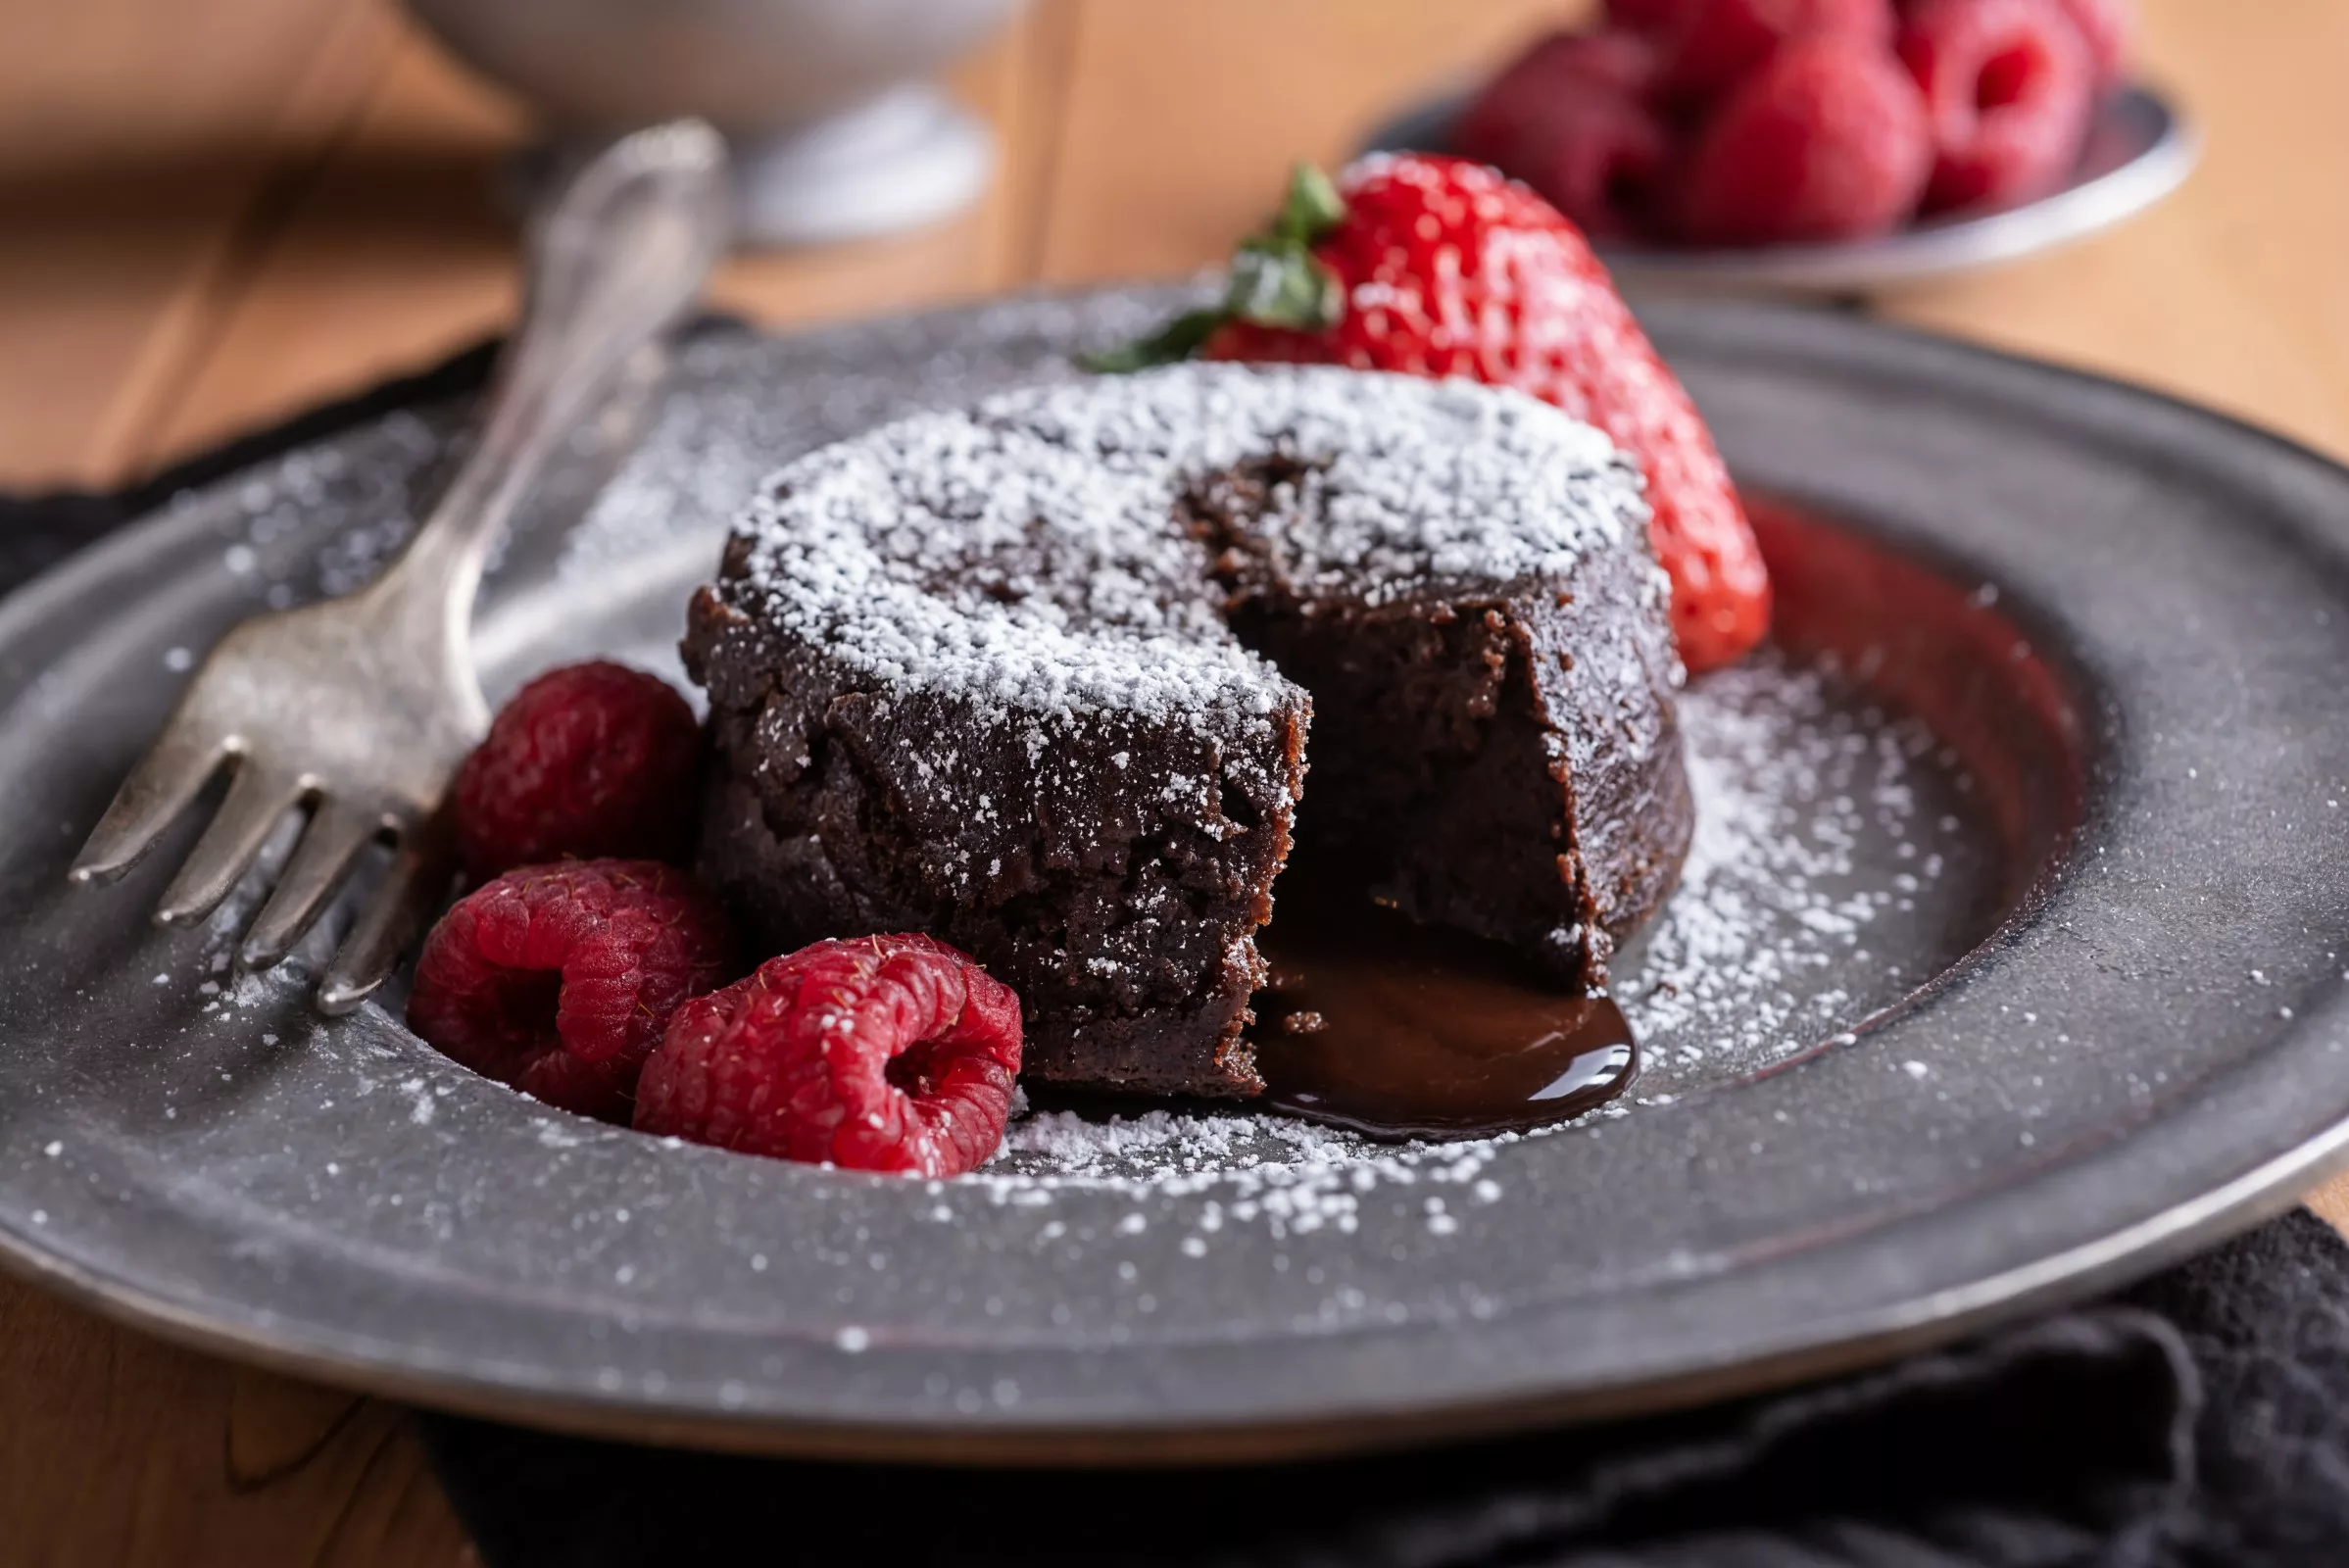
xmin=1227 ymin=239 xmax=1345 ymax=331
xmin=1079 ymin=307 xmax=1225 ymax=373
xmin=1271 ymin=163 xmax=1347 ymax=245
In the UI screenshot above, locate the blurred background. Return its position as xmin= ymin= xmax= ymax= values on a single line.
xmin=3 ymin=0 xmax=2342 ymax=498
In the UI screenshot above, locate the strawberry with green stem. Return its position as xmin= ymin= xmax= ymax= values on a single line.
xmin=1086 ymin=163 xmax=1351 ymax=372
xmin=1094 ymin=154 xmax=1770 ymax=675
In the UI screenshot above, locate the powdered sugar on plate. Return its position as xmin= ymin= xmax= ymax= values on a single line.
xmin=977 ymin=649 xmax=1989 ymax=1195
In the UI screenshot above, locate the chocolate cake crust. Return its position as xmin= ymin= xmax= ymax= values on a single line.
xmin=684 ymin=364 xmax=1690 ymax=1099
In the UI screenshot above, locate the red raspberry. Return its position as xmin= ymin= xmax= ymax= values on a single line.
xmin=1602 ymin=0 xmax=1692 ymax=32
xmin=2050 ymin=0 xmax=2130 ymax=86
xmin=1503 ymin=98 xmax=1674 ymax=244
xmin=407 ymin=859 xmax=733 ymax=1121
xmin=1455 ymin=32 xmax=1673 ymax=240
xmin=1651 ymin=0 xmax=1895 ymax=100
xmin=634 ymin=935 xmax=1022 ymax=1179
xmin=1467 ymin=28 xmax=1657 ymax=110
xmin=452 ymin=661 xmax=701 ymax=882
xmin=1678 ymin=33 xmax=1933 ymax=246
xmin=1900 ymin=0 xmax=2096 ymax=215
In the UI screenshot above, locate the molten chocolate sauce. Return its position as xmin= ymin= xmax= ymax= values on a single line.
xmin=1249 ymin=892 xmax=1638 ymax=1142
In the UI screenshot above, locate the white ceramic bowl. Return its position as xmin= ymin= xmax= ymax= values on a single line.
xmin=407 ymin=0 xmax=1023 ymax=247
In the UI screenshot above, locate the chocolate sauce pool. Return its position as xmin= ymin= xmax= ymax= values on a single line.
xmin=1248 ymin=893 xmax=1638 ymax=1142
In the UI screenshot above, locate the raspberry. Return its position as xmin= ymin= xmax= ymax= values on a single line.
xmin=1652 ymin=0 xmax=1894 ymax=99
xmin=1455 ymin=32 xmax=1673 ymax=240
xmin=1602 ymin=0 xmax=1692 ymax=31
xmin=634 ymin=934 xmax=1023 ymax=1178
xmin=407 ymin=859 xmax=733 ymax=1121
xmin=1900 ymin=0 xmax=2096 ymax=215
xmin=1467 ymin=28 xmax=1657 ymax=110
xmin=452 ymin=661 xmax=701 ymax=882
xmin=1677 ymin=34 xmax=1933 ymax=246
xmin=2050 ymin=0 xmax=2130 ymax=86
xmin=1503 ymin=98 xmax=1674 ymax=243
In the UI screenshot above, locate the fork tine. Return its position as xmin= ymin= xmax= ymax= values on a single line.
xmin=153 ymin=763 xmax=308 ymax=927
xmin=238 ymin=800 xmax=387 ymax=971
xmin=317 ymin=824 xmax=457 ymax=1015
xmin=68 ymin=726 xmax=229 ymax=887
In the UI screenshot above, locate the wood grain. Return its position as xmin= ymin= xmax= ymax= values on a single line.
xmin=0 ymin=1275 xmax=471 ymax=1565
xmin=143 ymin=27 xmax=527 ymax=465
xmin=1035 ymin=0 xmax=1585 ymax=284
xmin=5 ymin=0 xmax=2349 ymax=1561
xmin=0 ymin=0 xmax=398 ymax=490
xmin=2309 ymin=1172 xmax=2349 ymax=1235
xmin=1879 ymin=0 xmax=2349 ymax=461
xmin=156 ymin=2 xmax=1057 ymax=467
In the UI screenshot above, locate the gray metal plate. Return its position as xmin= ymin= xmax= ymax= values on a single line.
xmin=1 ymin=290 xmax=2346 ymax=1463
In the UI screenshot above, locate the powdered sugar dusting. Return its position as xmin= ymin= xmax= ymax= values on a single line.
xmin=556 ymin=292 xmax=1195 ymax=592
xmin=1626 ymin=653 xmax=1967 ymax=1069
xmin=729 ymin=364 xmax=1643 ymax=730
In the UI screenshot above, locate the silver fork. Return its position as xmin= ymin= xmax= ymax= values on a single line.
xmin=67 ymin=119 xmax=730 ymax=1014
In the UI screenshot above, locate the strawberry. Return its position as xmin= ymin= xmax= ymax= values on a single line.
xmin=1091 ymin=155 xmax=1769 ymax=674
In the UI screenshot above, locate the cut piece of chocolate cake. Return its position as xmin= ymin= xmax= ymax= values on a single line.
xmin=683 ymin=364 xmax=1691 ymax=1100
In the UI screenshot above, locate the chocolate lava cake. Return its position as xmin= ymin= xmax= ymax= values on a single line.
xmin=683 ymin=364 xmax=1692 ymax=1099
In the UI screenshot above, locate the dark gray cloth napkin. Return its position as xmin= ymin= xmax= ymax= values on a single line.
xmin=417 ymin=1210 xmax=2349 ymax=1568
xmin=12 ymin=339 xmax=2348 ymax=1568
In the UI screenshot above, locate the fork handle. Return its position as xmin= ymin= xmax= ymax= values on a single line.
xmin=373 ymin=120 xmax=731 ymax=657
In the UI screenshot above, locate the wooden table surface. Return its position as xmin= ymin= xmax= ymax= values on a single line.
xmin=5 ymin=0 xmax=2349 ymax=1559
